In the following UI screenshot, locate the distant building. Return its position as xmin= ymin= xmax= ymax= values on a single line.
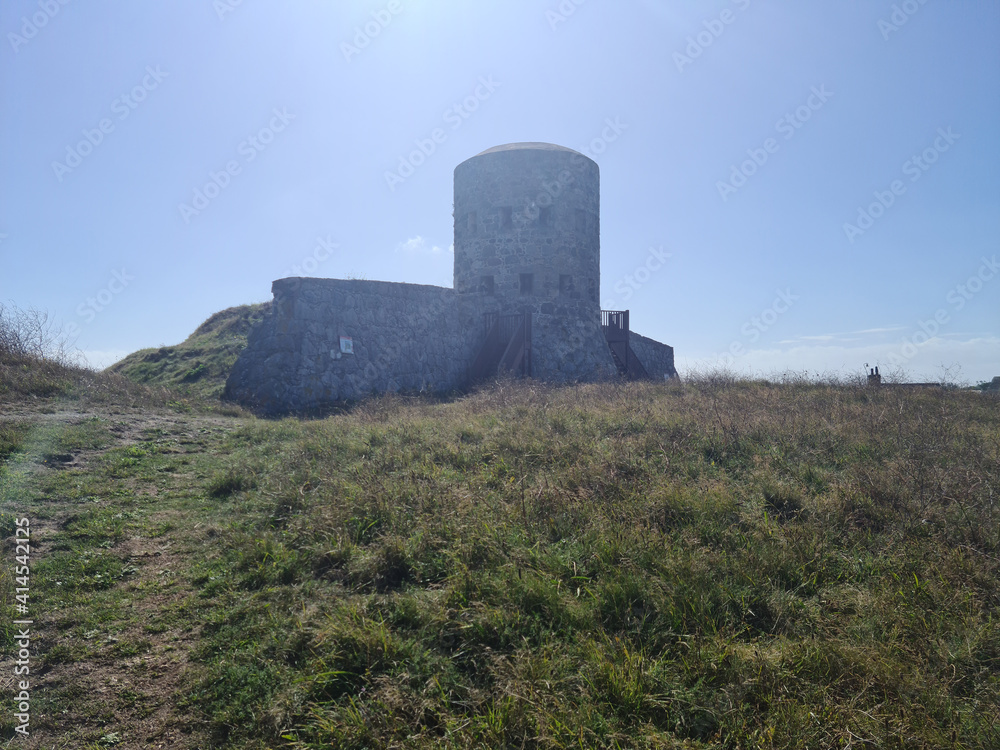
xmin=225 ymin=143 xmax=677 ymax=413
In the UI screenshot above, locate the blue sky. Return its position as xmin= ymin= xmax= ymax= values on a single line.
xmin=2 ymin=0 xmax=998 ymax=384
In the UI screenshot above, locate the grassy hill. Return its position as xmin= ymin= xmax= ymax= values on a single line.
xmin=1 ymin=359 xmax=998 ymax=748
xmin=108 ymin=302 xmax=270 ymax=399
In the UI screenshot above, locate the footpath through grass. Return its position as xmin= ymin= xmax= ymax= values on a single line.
xmin=0 ymin=397 xmax=247 ymax=747
xmin=1 ymin=376 xmax=999 ymax=748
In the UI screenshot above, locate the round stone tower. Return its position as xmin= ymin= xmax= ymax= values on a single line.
xmin=454 ymin=142 xmax=600 ymax=309
xmin=453 ymin=142 xmax=616 ymax=382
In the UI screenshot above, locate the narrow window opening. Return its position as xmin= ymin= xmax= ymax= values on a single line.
xmin=500 ymin=206 xmax=513 ymax=230
xmin=575 ymin=209 xmax=588 ymax=233
xmin=559 ymin=274 xmax=573 ymax=295
xmin=520 ymin=273 xmax=534 ymax=295
xmin=467 ymin=211 xmax=477 ymax=234
xmin=538 ymin=206 xmax=552 ymax=226
xmin=479 ymin=275 xmax=495 ymax=295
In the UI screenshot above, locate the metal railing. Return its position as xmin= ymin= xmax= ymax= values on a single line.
xmin=601 ymin=309 xmax=649 ymax=379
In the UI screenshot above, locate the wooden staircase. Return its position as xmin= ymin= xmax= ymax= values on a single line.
xmin=468 ymin=312 xmax=532 ymax=383
xmin=602 ymin=310 xmax=650 ymax=380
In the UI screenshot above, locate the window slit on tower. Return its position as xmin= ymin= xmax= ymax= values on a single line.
xmin=500 ymin=206 xmax=513 ymax=230
xmin=520 ymin=273 xmax=534 ymax=295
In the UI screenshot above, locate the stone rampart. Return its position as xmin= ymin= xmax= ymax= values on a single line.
xmin=225 ymin=277 xmax=478 ymax=412
xmin=630 ymin=331 xmax=676 ymax=380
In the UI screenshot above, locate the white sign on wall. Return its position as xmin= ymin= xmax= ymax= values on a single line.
xmin=340 ymin=336 xmax=353 ymax=354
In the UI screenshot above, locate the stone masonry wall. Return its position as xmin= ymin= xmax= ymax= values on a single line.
xmin=531 ymin=311 xmax=619 ymax=383
xmin=225 ymin=277 xmax=480 ymax=413
xmin=630 ymin=331 xmax=678 ymax=380
xmin=453 ymin=145 xmax=601 ymax=311
xmin=225 ymin=279 xmax=672 ymax=412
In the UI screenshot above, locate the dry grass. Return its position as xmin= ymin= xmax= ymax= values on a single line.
xmin=179 ymin=378 xmax=999 ymax=748
xmin=2 ymin=311 xmax=997 ymax=747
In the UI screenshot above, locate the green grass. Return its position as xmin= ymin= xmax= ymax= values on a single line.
xmin=2 ymin=371 xmax=998 ymax=748
xmin=180 ymin=381 xmax=1000 ymax=749
xmin=108 ymin=303 xmax=270 ymax=399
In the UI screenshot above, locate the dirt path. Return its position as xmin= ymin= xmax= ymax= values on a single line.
xmin=1 ymin=403 xmax=245 ymax=749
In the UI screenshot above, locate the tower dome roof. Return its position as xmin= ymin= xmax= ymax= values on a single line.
xmin=475 ymin=142 xmax=585 ymax=157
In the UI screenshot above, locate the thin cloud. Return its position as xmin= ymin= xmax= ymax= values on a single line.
xmin=397 ymin=236 xmax=447 ymax=254
xmin=852 ymin=326 xmax=907 ymax=335
xmin=776 ymin=326 xmax=909 ymax=346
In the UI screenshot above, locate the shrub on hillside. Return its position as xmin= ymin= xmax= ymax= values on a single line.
xmin=0 ymin=303 xmax=73 ymax=364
